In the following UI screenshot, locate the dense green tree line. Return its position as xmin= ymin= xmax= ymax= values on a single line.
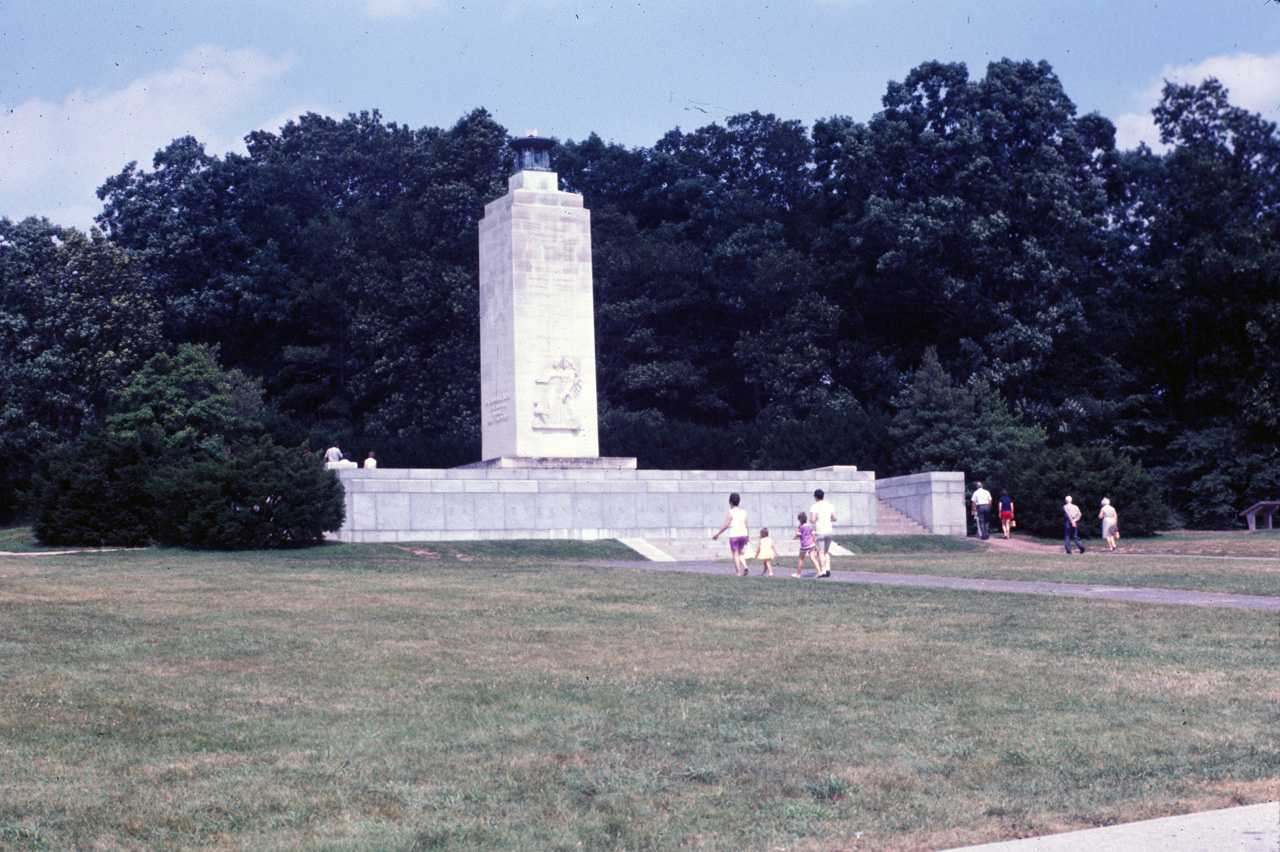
xmin=2 ymin=58 xmax=1276 ymax=530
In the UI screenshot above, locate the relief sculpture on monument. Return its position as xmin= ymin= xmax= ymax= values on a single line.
xmin=532 ymin=357 xmax=582 ymax=432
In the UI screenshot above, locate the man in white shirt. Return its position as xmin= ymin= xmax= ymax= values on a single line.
xmin=971 ymin=481 xmax=992 ymax=540
xmin=1063 ymin=495 xmax=1086 ymax=553
xmin=809 ymin=489 xmax=838 ymax=577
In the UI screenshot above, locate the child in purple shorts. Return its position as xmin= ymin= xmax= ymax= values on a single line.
xmin=712 ymin=492 xmax=751 ymax=576
xmin=793 ymin=511 xmax=821 ymax=577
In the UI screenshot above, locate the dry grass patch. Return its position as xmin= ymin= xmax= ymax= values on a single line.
xmin=1119 ymin=529 xmax=1280 ymax=558
xmin=829 ymin=532 xmax=1280 ymax=591
xmin=0 ymin=545 xmax=1276 ymax=851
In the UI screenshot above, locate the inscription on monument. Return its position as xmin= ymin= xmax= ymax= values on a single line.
xmin=484 ymin=396 xmax=511 ymax=426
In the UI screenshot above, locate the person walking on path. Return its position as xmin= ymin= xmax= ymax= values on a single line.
xmin=755 ymin=528 xmax=776 ymax=576
xmin=997 ymin=489 xmax=1015 ymax=539
xmin=712 ymin=492 xmax=751 ymax=577
xmin=793 ymin=511 xmax=822 ymax=577
xmin=971 ymin=481 xmax=992 ymax=540
xmin=1063 ymin=495 xmax=1086 ymax=554
xmin=1099 ymin=498 xmax=1119 ymax=551
xmin=809 ymin=488 xmax=838 ymax=576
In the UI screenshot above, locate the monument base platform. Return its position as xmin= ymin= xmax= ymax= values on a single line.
xmin=459 ymin=456 xmax=637 ymax=471
xmin=329 ymin=467 xmax=965 ymax=543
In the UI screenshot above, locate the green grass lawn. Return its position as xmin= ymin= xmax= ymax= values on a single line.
xmin=835 ymin=531 xmax=1280 ymax=598
xmin=1 ymin=541 xmax=1276 ymax=851
xmin=0 ymin=525 xmax=75 ymax=552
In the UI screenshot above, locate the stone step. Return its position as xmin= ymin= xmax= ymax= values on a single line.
xmin=629 ymin=536 xmax=855 ymax=562
xmin=875 ymin=499 xmax=930 ymax=535
xmin=623 ymin=500 xmax=934 ymax=561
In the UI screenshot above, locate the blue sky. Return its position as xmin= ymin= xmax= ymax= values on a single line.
xmin=3 ymin=0 xmax=1279 ymax=230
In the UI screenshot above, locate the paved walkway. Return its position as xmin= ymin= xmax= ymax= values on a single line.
xmin=935 ymin=801 xmax=1278 ymax=851
xmin=591 ymin=557 xmax=1280 ymax=611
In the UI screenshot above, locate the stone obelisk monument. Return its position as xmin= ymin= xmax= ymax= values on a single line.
xmin=476 ymin=134 xmax=633 ymax=468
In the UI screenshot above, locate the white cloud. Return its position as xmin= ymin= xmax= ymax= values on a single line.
xmin=0 ymin=46 xmax=301 ymax=230
xmin=354 ymin=0 xmax=586 ymax=20
xmin=1114 ymin=51 xmax=1280 ymax=151
xmin=1112 ymin=111 xmax=1161 ymax=152
xmin=359 ymin=0 xmax=444 ymax=18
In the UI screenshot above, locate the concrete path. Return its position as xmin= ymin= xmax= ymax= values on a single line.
xmin=596 ymin=554 xmax=1280 ymax=612
xmin=828 ymin=568 xmax=1280 ymax=611
xmin=935 ymin=801 xmax=1278 ymax=851
xmin=626 ymin=536 xmax=855 ymax=563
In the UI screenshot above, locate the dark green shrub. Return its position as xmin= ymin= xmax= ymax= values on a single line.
xmin=33 ymin=344 xmax=344 ymax=550
xmin=890 ymin=348 xmax=1048 ymax=481
xmin=32 ymin=430 xmax=158 ymax=546
xmin=754 ymin=396 xmax=895 ymax=472
xmin=151 ymin=438 xmax=344 ymax=550
xmin=106 ymin=344 xmax=264 ymax=453
xmin=1001 ymin=444 xmax=1168 ymax=538
xmin=600 ymin=409 xmax=756 ymax=469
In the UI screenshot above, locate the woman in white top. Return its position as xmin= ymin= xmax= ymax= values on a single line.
xmin=712 ymin=492 xmax=750 ymax=576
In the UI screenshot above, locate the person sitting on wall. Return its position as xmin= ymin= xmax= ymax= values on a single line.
xmin=324 ymin=443 xmax=343 ymax=469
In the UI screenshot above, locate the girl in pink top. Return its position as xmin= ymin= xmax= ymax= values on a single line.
xmin=793 ymin=511 xmax=822 ymax=577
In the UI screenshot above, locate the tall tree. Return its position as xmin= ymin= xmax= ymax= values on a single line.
xmin=97 ymin=109 xmax=511 ymax=441
xmin=813 ymin=60 xmax=1118 ymax=428
xmin=1105 ymin=79 xmax=1280 ymax=525
xmin=0 ymin=219 xmax=163 ymax=519
xmin=889 ymin=347 xmax=1047 ymax=480
xmin=561 ymin=112 xmax=821 ymax=422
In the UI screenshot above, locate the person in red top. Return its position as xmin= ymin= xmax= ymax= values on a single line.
xmin=998 ymin=489 xmax=1015 ymax=539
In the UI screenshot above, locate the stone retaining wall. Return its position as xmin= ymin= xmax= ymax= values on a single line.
xmin=332 ymin=466 xmax=880 ymax=543
xmin=875 ymin=471 xmax=967 ymax=535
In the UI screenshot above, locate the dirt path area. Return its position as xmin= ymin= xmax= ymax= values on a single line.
xmin=975 ymin=535 xmax=1068 ymax=555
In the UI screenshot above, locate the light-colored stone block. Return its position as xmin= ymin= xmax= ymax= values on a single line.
xmin=536 ymin=492 xmax=574 ymax=529
xmin=876 ymin=471 xmax=967 ymax=535
xmin=444 ymin=495 xmax=477 ymax=531
xmin=504 ymin=494 xmax=538 ymax=530
xmin=331 ymin=468 xmax=959 ymax=541
xmin=635 ymin=494 xmax=672 ymax=527
xmin=600 ymin=493 xmax=638 ymax=527
xmin=479 ymin=169 xmax=599 ymax=462
xmin=409 ymin=493 xmax=445 ymax=528
xmin=352 ymin=493 xmax=377 ymax=529
xmin=472 ymin=493 xmax=508 ymax=530
xmin=572 ymin=493 xmax=605 ymax=528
